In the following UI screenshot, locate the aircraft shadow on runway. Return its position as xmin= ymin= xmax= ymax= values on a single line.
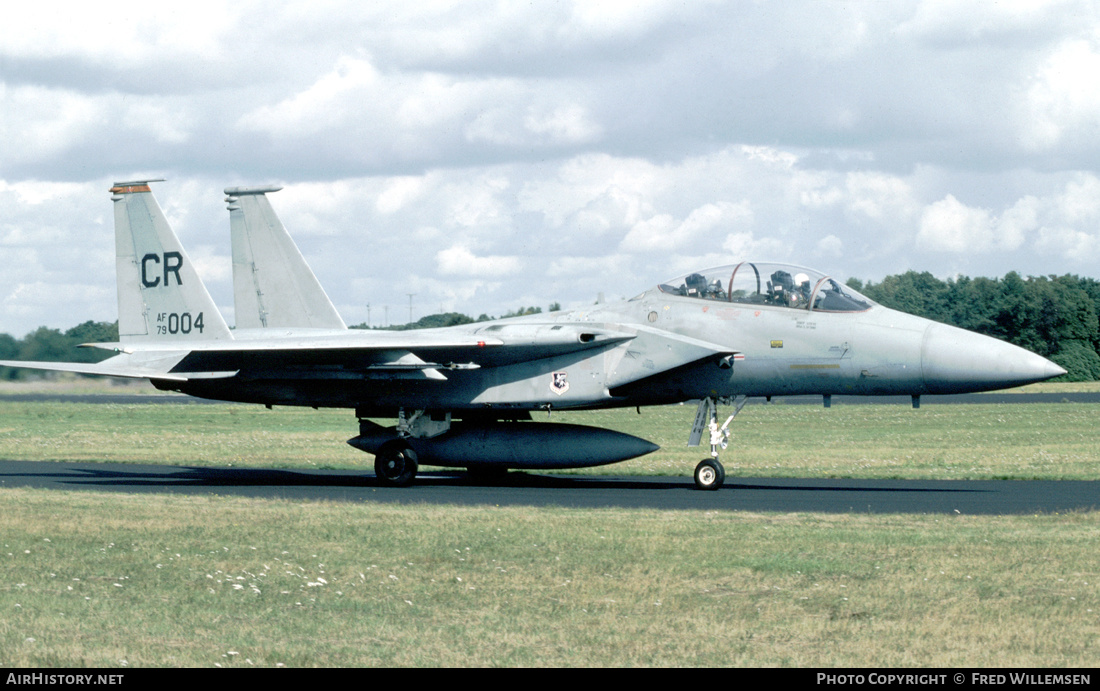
xmin=6 ymin=460 xmax=1095 ymax=515
xmin=3 ymin=462 xmax=981 ymax=495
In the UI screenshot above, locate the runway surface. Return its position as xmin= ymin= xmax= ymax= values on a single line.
xmin=1 ymin=459 xmax=1096 ymax=515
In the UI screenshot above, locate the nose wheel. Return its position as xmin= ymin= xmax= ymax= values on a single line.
xmin=694 ymin=458 xmax=725 ymax=491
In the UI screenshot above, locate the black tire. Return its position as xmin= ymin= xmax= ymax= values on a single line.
xmin=375 ymin=440 xmax=419 ymax=487
xmin=694 ymin=458 xmax=725 ymax=491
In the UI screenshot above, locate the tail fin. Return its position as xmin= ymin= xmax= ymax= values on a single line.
xmin=111 ymin=180 xmax=232 ymax=342
xmin=225 ymin=186 xmax=346 ymax=330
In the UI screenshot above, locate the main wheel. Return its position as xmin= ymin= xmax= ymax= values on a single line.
xmin=375 ymin=440 xmax=419 ymax=487
xmin=694 ymin=458 xmax=725 ymax=491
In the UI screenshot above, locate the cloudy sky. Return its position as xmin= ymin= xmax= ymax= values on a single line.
xmin=3 ymin=0 xmax=1100 ymax=336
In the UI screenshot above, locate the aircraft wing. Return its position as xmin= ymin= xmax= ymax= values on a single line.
xmin=3 ymin=322 xmax=730 ymax=385
xmin=162 ymin=324 xmax=636 ymax=377
xmin=6 ymin=324 xmax=634 ymax=382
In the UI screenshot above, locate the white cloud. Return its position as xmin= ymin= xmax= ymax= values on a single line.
xmin=997 ymin=196 xmax=1040 ymax=251
xmin=523 ymin=103 xmax=603 ymax=145
xmin=1022 ymin=38 xmax=1100 ymax=150
xmin=913 ymin=174 xmax=1100 ymax=263
xmin=741 ymin=145 xmax=799 ymax=170
xmin=900 ymin=0 xmax=1077 ymax=45
xmin=187 ymin=248 xmax=232 ymax=284
xmin=1053 ymin=174 xmax=1100 ymax=224
xmin=517 ymin=154 xmax=664 ymax=231
xmin=619 ymin=214 xmax=675 ymax=252
xmin=376 ymin=176 xmax=428 ymax=215
xmin=1026 ymin=175 xmax=1100 ymax=262
xmin=620 ymin=201 xmax=752 ymax=253
xmin=466 ymin=99 xmax=602 ymax=147
xmin=0 ymin=85 xmax=105 ymax=166
xmin=436 ymin=245 xmax=521 ymax=278
xmin=120 ymin=100 xmax=195 ymax=145
xmin=815 ymin=234 xmax=844 ymax=258
xmin=842 ymin=172 xmax=920 ymax=223
xmin=917 ymin=195 xmax=995 ymax=253
xmin=438 ymin=175 xmax=512 ymax=237
xmin=720 ymin=232 xmax=790 ymax=262
xmin=1035 ymin=226 xmax=1100 ymax=259
xmin=0 ymin=2 xmax=236 ymax=63
xmin=545 ymin=254 xmax=631 ymax=278
xmin=4 ymin=3 xmax=1100 ymax=335
xmin=2 ymin=281 xmax=114 ymax=334
xmin=237 ymin=57 xmax=382 ymax=137
xmin=0 ymin=179 xmax=89 ymax=207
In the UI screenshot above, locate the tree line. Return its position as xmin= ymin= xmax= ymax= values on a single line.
xmin=0 ymin=321 xmax=119 ymax=380
xmin=3 ymin=278 xmax=1099 ymax=381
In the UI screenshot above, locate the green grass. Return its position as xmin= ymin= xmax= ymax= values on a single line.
xmin=0 ymin=490 xmax=1097 ymax=667
xmin=563 ymin=402 xmax=1100 ymax=481
xmin=2 ymin=397 xmax=1098 ymax=480
xmin=1 ymin=388 xmax=1098 ymax=667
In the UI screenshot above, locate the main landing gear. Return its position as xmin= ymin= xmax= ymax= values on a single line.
xmin=689 ymin=396 xmax=748 ymax=491
xmin=374 ymin=439 xmax=419 ymax=487
xmin=370 ymin=408 xmax=451 ymax=487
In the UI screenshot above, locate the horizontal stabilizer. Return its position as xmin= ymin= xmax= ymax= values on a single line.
xmin=0 ymin=353 xmax=237 ymax=382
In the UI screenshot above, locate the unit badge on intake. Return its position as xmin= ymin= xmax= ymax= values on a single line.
xmin=550 ymin=372 xmax=570 ymax=395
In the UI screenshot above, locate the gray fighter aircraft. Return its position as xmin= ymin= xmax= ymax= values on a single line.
xmin=1 ymin=181 xmax=1067 ymax=490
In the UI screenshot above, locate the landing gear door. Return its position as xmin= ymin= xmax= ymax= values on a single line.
xmin=688 ymin=398 xmax=712 ymax=447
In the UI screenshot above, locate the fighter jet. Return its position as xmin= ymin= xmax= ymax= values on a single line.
xmin=1 ymin=181 xmax=1067 ymax=490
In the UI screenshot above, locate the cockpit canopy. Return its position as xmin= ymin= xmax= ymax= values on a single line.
xmin=658 ymin=262 xmax=873 ymax=313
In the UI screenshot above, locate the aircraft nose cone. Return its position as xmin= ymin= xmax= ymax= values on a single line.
xmin=921 ymin=323 xmax=1067 ymax=394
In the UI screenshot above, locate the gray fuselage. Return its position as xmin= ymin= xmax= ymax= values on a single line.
xmin=169 ymin=283 xmax=1063 ymax=416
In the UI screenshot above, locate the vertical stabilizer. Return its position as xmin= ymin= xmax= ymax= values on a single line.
xmin=225 ymin=186 xmax=347 ymax=330
xmin=111 ymin=181 xmax=232 ymax=342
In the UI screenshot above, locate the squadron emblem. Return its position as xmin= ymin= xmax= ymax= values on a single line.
xmin=550 ymin=371 xmax=570 ymax=395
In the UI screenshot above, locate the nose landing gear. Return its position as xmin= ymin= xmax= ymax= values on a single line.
xmin=689 ymin=396 xmax=747 ymax=491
